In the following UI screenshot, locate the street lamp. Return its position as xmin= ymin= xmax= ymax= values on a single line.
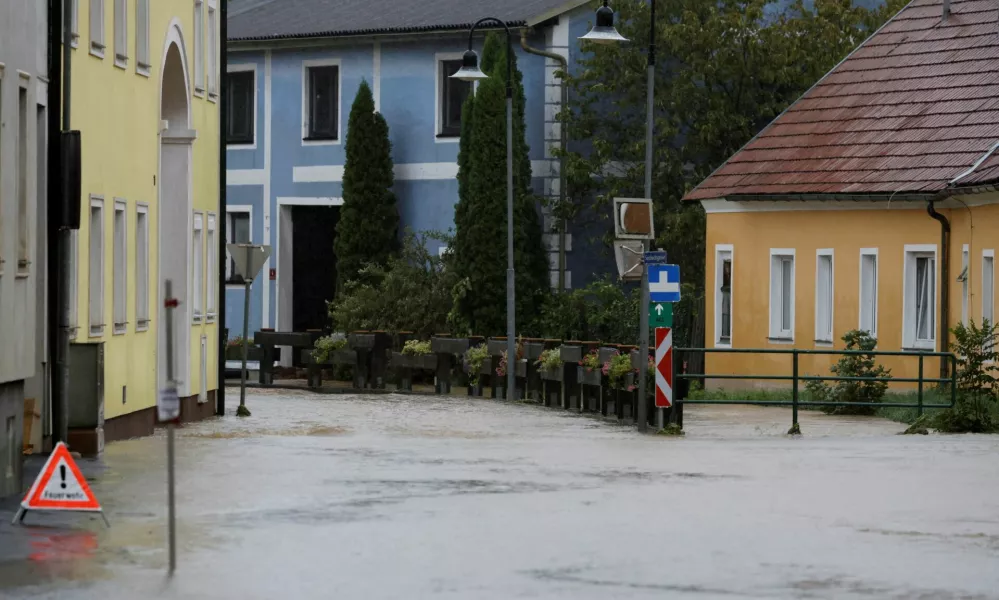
xmin=452 ymin=18 xmax=518 ymax=400
xmin=581 ymin=0 xmax=661 ymax=431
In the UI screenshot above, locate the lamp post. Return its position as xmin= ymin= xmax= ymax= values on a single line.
xmin=452 ymin=18 xmax=517 ymax=400
xmin=581 ymin=0 xmax=662 ymax=430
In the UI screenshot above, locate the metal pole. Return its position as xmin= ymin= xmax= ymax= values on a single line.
xmin=506 ymin=88 xmax=516 ymax=401
xmin=792 ymin=350 xmax=799 ymax=430
xmin=218 ymin=0 xmax=228 ymax=416
xmin=53 ymin=0 xmax=76 ymax=445
xmin=239 ymin=250 xmax=251 ymax=415
xmin=638 ymin=276 xmax=649 ymax=432
xmin=645 ymin=0 xmax=660 ymax=431
xmin=917 ymin=352 xmax=924 ymax=418
xmin=164 ymin=280 xmax=177 ymax=576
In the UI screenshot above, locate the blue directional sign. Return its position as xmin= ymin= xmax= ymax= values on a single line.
xmin=643 ymin=250 xmax=668 ymax=265
xmin=648 ymin=264 xmax=681 ymax=303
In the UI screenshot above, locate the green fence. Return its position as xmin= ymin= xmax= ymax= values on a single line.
xmin=675 ymin=348 xmax=957 ymax=430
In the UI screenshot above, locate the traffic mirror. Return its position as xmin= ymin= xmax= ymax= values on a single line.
xmin=613 ymin=198 xmax=654 ymax=240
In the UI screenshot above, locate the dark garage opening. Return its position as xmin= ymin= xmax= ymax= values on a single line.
xmin=292 ymin=205 xmax=339 ymax=336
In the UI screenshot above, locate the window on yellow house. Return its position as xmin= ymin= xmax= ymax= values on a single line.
xmin=113 ymin=199 xmax=127 ymax=333
xmin=769 ymin=250 xmax=795 ymax=341
xmin=136 ymin=204 xmax=149 ymax=330
xmin=715 ymin=245 xmax=733 ymax=346
xmin=859 ymin=249 xmax=878 ymax=337
xmin=903 ymin=246 xmax=936 ymax=349
xmin=89 ymin=197 xmax=105 ymax=336
xmin=193 ymin=212 xmax=204 ymax=321
xmin=815 ymin=250 xmax=833 ymax=344
xmin=983 ymin=250 xmax=994 ymax=324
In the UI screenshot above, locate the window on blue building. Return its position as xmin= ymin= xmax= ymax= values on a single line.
xmin=306 ymin=65 xmax=339 ymax=140
xmin=226 ymin=70 xmax=255 ymax=145
xmin=440 ymin=59 xmax=471 ymax=137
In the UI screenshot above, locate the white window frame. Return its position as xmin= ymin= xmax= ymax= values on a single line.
xmin=714 ymin=244 xmax=733 ymax=348
xmin=69 ymin=229 xmax=79 ymax=338
xmin=192 ymin=211 xmax=204 ymax=322
xmin=769 ymin=249 xmax=795 ymax=342
xmin=207 ymin=0 xmax=218 ymax=100
xmin=983 ymin=249 xmax=995 ymax=325
xmin=859 ymin=248 xmax=878 ymax=338
xmin=135 ymin=203 xmax=149 ymax=331
xmin=207 ymin=212 xmax=217 ymax=321
xmin=226 ymin=63 xmax=257 ymax=149
xmin=225 ymin=205 xmax=252 ymax=285
xmin=961 ymin=244 xmax=970 ymax=325
xmin=301 ymin=58 xmax=342 ymax=147
xmin=113 ymin=0 xmax=127 ymax=68
xmin=112 ymin=199 xmax=127 ymax=334
xmin=90 ymin=0 xmax=105 ymax=58
xmin=89 ymin=196 xmax=105 ymax=337
xmin=16 ymin=75 xmax=30 ymax=276
xmin=435 ymin=52 xmax=466 ymax=144
xmin=815 ymin=249 xmax=834 ymax=345
xmin=0 ymin=64 xmax=4 ymax=275
xmin=135 ymin=0 xmax=150 ymax=76
xmin=194 ymin=0 xmax=205 ymax=95
xmin=902 ymin=244 xmax=938 ymax=351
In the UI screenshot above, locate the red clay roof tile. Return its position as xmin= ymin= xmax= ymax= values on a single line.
xmin=686 ymin=0 xmax=999 ymax=200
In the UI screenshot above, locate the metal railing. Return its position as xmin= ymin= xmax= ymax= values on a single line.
xmin=675 ymin=348 xmax=957 ymax=431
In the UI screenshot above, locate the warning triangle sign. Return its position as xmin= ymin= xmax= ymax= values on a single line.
xmin=21 ymin=442 xmax=102 ymax=512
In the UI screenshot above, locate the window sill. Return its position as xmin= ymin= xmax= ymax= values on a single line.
xmin=136 ymin=320 xmax=150 ymax=332
xmin=903 ymin=345 xmax=936 ymax=353
xmin=114 ymin=56 xmax=127 ymax=70
xmin=303 ymin=135 xmax=339 ymax=142
xmin=113 ymin=324 xmax=128 ymax=335
xmin=768 ymin=337 xmax=794 ymax=344
xmin=137 ymin=63 xmax=151 ymax=78
xmin=814 ymin=340 xmax=834 ymax=347
xmin=227 ymin=142 xmax=255 ymax=149
xmin=207 ymin=314 xmax=216 ymax=323
xmin=90 ymin=44 xmax=105 ymax=59
xmin=89 ymin=326 xmax=104 ymax=338
xmin=192 ymin=314 xmax=203 ymax=324
xmin=194 ymin=87 xmax=206 ymax=98
xmin=208 ymin=92 xmax=218 ymax=103
xmin=15 ymin=271 xmax=30 ymax=279
xmin=714 ymin=339 xmax=732 ymax=349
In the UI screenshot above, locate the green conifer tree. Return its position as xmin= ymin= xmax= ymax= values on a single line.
xmin=452 ymin=33 xmax=549 ymax=335
xmin=335 ymin=80 xmax=399 ymax=291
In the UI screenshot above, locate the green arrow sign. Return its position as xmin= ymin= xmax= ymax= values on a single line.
xmin=649 ymin=302 xmax=673 ymax=329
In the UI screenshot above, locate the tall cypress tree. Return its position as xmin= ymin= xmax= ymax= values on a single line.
xmin=335 ymin=80 xmax=399 ymax=291
xmin=452 ymin=33 xmax=549 ymax=335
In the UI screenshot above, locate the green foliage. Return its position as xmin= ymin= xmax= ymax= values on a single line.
xmin=580 ymin=350 xmax=601 ymax=372
xmin=536 ymin=347 xmax=563 ymax=372
xmin=335 ymin=80 xmax=399 ymax=290
xmin=496 ymin=340 xmax=525 ymax=377
xmin=538 ymin=278 xmax=640 ymax=343
xmin=814 ymin=330 xmax=891 ymax=415
xmin=933 ymin=320 xmax=999 ymax=433
xmin=329 ymin=231 xmax=457 ymax=337
xmin=227 ymin=336 xmax=253 ymax=349
xmin=463 ymin=344 xmax=490 ymax=387
xmin=605 ymin=352 xmax=635 ymax=390
xmin=312 ymin=335 xmax=347 ymax=364
xmin=451 ymin=32 xmax=549 ymax=336
xmin=563 ymin=0 xmax=906 ymax=294
xmin=402 ymin=340 xmax=432 ymax=356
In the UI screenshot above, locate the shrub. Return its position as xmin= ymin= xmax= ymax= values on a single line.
xmin=329 ymin=231 xmax=457 ymax=337
xmin=463 ymin=344 xmax=490 ymax=387
xmin=496 ymin=340 xmax=525 ymax=377
xmin=536 ymin=347 xmax=563 ymax=372
xmin=312 ymin=335 xmax=346 ymax=364
xmin=932 ymin=320 xmax=999 ymax=433
xmin=537 ymin=278 xmax=640 ymax=344
xmin=604 ymin=352 xmax=635 ymax=390
xmin=401 ymin=340 xmax=432 ymax=356
xmin=580 ymin=350 xmax=601 ymax=372
xmin=811 ymin=330 xmax=891 ymax=415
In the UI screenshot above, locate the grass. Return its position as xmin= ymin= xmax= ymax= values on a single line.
xmin=685 ymin=386 xmax=962 ymax=425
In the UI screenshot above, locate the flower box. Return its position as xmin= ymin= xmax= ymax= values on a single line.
xmin=540 ymin=367 xmax=563 ymax=382
xmin=523 ymin=341 xmax=545 ymax=361
xmin=578 ymin=367 xmax=602 ymax=387
xmin=598 ymin=347 xmax=618 ymax=364
xmin=432 ymin=337 xmax=469 ymax=355
xmin=487 ymin=338 xmax=509 ymax=356
xmin=332 ymin=349 xmax=358 ymax=366
xmin=560 ymin=345 xmax=583 ymax=364
xmin=348 ymin=333 xmax=375 ymax=350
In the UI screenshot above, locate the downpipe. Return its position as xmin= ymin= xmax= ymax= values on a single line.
xmin=927 ymin=199 xmax=950 ymax=379
xmin=520 ymin=30 xmax=569 ymax=292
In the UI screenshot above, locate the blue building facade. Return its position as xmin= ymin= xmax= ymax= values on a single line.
xmin=224 ymin=0 xmax=605 ymax=347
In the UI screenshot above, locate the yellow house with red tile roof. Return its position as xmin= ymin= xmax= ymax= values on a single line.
xmin=684 ymin=0 xmax=999 ymax=386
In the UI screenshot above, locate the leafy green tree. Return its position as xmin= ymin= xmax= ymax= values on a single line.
xmin=452 ymin=33 xmax=549 ymax=335
xmin=335 ymin=80 xmax=399 ymax=291
xmin=562 ymin=0 xmax=907 ymax=293
xmin=933 ymin=320 xmax=999 ymax=433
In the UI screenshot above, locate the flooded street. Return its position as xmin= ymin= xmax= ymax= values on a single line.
xmin=2 ymin=389 xmax=998 ymax=599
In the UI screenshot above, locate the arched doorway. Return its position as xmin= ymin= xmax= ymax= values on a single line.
xmin=159 ymin=26 xmax=194 ymax=396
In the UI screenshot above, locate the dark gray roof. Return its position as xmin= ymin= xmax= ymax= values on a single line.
xmin=228 ymin=0 xmax=587 ymax=41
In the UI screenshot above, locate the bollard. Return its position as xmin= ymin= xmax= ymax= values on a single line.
xmin=917 ymin=352 xmax=925 ymax=417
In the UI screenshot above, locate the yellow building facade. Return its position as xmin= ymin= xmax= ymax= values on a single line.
xmin=68 ymin=0 xmax=219 ymax=445
xmin=701 ymin=195 xmax=998 ymax=388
